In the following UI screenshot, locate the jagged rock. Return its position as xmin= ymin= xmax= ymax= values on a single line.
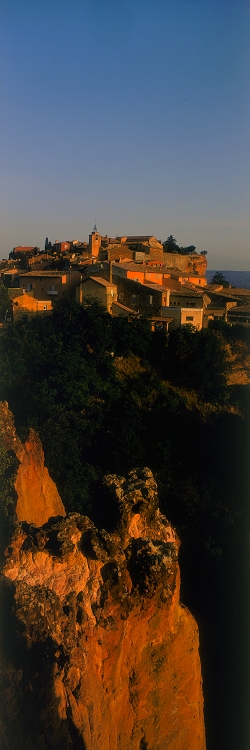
xmin=0 ymin=401 xmax=65 ymax=525
xmin=1 ymin=463 xmax=206 ymax=750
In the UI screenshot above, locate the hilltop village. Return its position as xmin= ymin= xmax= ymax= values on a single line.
xmin=1 ymin=228 xmax=250 ymax=327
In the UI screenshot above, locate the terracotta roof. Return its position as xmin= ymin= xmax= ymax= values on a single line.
xmin=18 ymin=270 xmax=71 ymax=277
xmin=170 ymin=287 xmax=203 ymax=298
xmin=117 ymin=236 xmax=155 ymax=242
xmin=112 ymin=261 xmax=176 ymax=274
xmin=112 ymin=302 xmax=136 ymax=313
xmin=143 ymin=282 xmax=169 ymax=293
xmin=88 ymin=276 xmax=117 ymax=288
xmin=205 ymin=289 xmax=240 ymax=301
xmin=227 ymin=304 xmax=250 ymax=314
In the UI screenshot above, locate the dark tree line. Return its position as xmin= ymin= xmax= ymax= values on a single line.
xmin=0 ymin=296 xmax=245 ymax=556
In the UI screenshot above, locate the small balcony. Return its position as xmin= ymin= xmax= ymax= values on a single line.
xmin=47 ymin=289 xmax=58 ymax=296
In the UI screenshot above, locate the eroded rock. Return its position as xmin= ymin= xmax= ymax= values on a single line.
xmin=1 ymin=465 xmax=206 ymax=750
xmin=0 ymin=401 xmax=66 ymax=525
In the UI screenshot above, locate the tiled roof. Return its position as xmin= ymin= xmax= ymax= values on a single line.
xmin=227 ymin=304 xmax=250 ymax=314
xmin=205 ymin=290 xmax=240 ymax=301
xmin=112 ymin=262 xmax=176 ymax=274
xmin=170 ymin=287 xmax=203 ymax=298
xmin=88 ymin=276 xmax=116 ymax=288
xmin=18 ymin=270 xmax=72 ymax=277
xmin=112 ymin=302 xmax=136 ymax=313
xmin=143 ymin=282 xmax=168 ymax=293
xmin=117 ymin=236 xmax=155 ymax=242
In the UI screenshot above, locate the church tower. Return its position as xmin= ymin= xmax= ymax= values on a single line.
xmin=88 ymin=224 xmax=102 ymax=257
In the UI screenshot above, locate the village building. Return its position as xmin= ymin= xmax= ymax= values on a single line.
xmin=17 ymin=270 xmax=81 ymax=300
xmin=112 ymin=301 xmax=137 ymax=317
xmin=76 ymin=276 xmax=117 ymax=314
xmin=1 ymin=268 xmax=21 ymax=288
xmin=161 ymin=305 xmax=203 ymax=330
xmin=203 ymin=288 xmax=239 ymax=324
xmin=10 ymin=245 xmax=39 ymax=258
xmin=11 ymin=293 xmax=53 ymax=323
xmin=168 ymin=288 xmax=204 ymax=308
xmin=227 ymin=304 xmax=250 ymax=326
xmin=105 ymin=260 xmax=206 ymax=290
xmin=112 ymin=275 xmax=170 ymax=316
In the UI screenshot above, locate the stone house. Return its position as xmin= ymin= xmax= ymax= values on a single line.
xmin=161 ymin=288 xmax=204 ymax=330
xmin=112 ymin=274 xmax=170 ymax=316
xmin=76 ymin=276 xmax=117 ymax=314
xmin=162 ymin=305 xmax=203 ymax=331
xmin=227 ymin=305 xmax=250 ymax=325
xmin=17 ymin=270 xmax=81 ymax=301
xmin=11 ymin=293 xmax=53 ymax=323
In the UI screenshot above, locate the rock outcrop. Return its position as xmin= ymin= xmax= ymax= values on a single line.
xmin=0 ymin=401 xmax=66 ymax=525
xmin=1 ymin=459 xmax=206 ymax=750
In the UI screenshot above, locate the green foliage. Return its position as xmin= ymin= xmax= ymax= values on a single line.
xmin=208 ymin=318 xmax=250 ymax=344
xmin=163 ymin=235 xmax=179 ymax=253
xmin=0 ymin=282 xmax=10 ymax=322
xmin=112 ymin=316 xmax=151 ymax=357
xmin=0 ymin=437 xmax=16 ymax=517
xmin=163 ymin=236 xmax=197 ymax=255
xmin=0 ymin=296 xmax=246 ymax=561
xmin=149 ymin=326 xmax=230 ymax=403
xmin=211 ymin=271 xmax=229 ymax=287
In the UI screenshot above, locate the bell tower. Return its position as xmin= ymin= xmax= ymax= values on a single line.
xmin=88 ymin=224 xmax=102 ymax=257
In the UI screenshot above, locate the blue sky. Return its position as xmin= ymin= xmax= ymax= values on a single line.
xmin=0 ymin=0 xmax=249 ymax=268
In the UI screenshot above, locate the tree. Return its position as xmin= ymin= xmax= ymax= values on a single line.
xmin=0 ymin=437 xmax=16 ymax=518
xmin=163 ymin=235 xmax=179 ymax=253
xmin=200 ymin=251 xmax=208 ymax=256
xmin=211 ymin=271 xmax=229 ymax=288
xmin=0 ymin=282 xmax=10 ymax=322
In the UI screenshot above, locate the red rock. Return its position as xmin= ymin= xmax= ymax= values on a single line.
xmin=1 ymin=464 xmax=206 ymax=749
xmin=0 ymin=401 xmax=65 ymax=525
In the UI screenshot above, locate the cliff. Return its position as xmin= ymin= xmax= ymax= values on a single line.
xmin=162 ymin=253 xmax=207 ymax=276
xmin=0 ymin=409 xmax=206 ymax=749
xmin=0 ymin=401 xmax=66 ymax=526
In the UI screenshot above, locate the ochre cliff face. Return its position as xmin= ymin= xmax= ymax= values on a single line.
xmin=0 ymin=401 xmax=65 ymax=525
xmin=1 ymin=464 xmax=206 ymax=750
xmin=162 ymin=253 xmax=207 ymax=276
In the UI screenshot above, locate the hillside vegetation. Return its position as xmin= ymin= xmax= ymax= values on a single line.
xmin=0 ymin=297 xmax=248 ymax=558
xmin=0 ymin=297 xmax=249 ymax=749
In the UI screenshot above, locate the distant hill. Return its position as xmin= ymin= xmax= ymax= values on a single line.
xmin=206 ymin=270 xmax=250 ymax=289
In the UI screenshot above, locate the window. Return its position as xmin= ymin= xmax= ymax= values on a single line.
xmin=119 ymin=293 xmax=124 ymax=301
xmin=51 ymin=284 xmax=55 ymax=291
xmin=43 ymin=305 xmax=47 ymax=310
xmin=149 ymin=295 xmax=153 ymax=305
xmin=27 ymin=283 xmax=32 ymax=291
xmin=186 ymin=315 xmax=194 ymax=321
xmin=131 ymin=294 xmax=136 ymax=304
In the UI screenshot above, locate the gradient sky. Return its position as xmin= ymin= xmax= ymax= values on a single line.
xmin=0 ymin=0 xmax=249 ymax=269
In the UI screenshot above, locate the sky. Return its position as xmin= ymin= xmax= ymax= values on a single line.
xmin=0 ymin=0 xmax=249 ymax=269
